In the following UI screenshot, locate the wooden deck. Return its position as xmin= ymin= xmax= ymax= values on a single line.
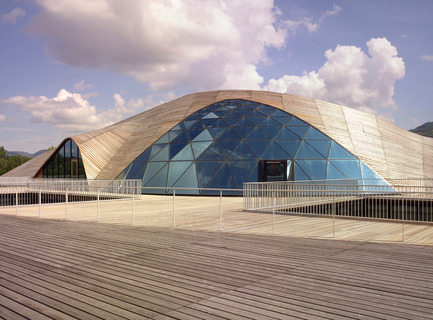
xmin=1 ymin=214 xmax=433 ymax=319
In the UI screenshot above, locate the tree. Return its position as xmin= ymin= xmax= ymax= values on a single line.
xmin=0 ymin=146 xmax=31 ymax=176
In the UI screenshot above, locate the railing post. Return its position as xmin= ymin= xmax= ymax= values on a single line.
xmin=39 ymin=186 xmax=41 ymax=218
xmin=97 ymin=188 xmax=100 ymax=223
xmin=219 ymin=190 xmax=223 ymax=232
xmin=65 ymin=188 xmax=68 ymax=221
xmin=173 ymin=189 xmax=176 ymax=228
xmin=15 ymin=187 xmax=18 ymax=216
xmin=272 ymin=191 xmax=275 ymax=235
xmin=131 ymin=186 xmax=135 ymax=225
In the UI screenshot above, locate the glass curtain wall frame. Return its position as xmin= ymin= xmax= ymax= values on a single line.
xmin=42 ymin=139 xmax=86 ymax=179
xmin=118 ymin=99 xmax=389 ymax=195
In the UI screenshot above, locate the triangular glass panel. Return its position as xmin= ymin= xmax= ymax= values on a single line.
xmin=170 ymin=142 xmax=188 ymax=159
xmin=274 ymin=139 xmax=301 ymax=158
xmin=227 ymin=141 xmax=257 ymax=159
xmin=232 ymin=126 xmax=254 ymax=139
xmin=142 ymin=162 xmax=167 ymax=187
xmin=196 ymin=161 xmax=223 ymax=188
xmin=227 ymin=160 xmax=258 ymax=189
xmin=258 ymin=108 xmax=276 ymax=116
xmin=167 ymin=161 xmax=193 ymax=187
xmin=287 ymin=126 xmax=309 ymax=138
xmin=274 ymin=127 xmax=300 ymax=139
xmin=360 ymin=161 xmax=383 ymax=184
xmin=192 ymin=129 xmax=213 ymax=142
xmin=187 ymin=129 xmax=204 ymax=141
xmin=171 ymin=130 xmax=189 ymax=144
xmin=197 ymin=142 xmax=224 ymax=161
xmin=172 ymin=163 xmax=199 ymax=195
xmin=330 ymin=160 xmax=362 ymax=181
xmin=126 ymin=162 xmax=146 ymax=180
xmin=244 ymin=140 xmax=270 ymax=158
xmin=305 ymin=139 xmax=331 ymax=158
xmin=328 ymin=141 xmax=357 ymax=159
xmin=247 ymin=162 xmax=259 ymax=182
xmin=294 ymin=163 xmax=310 ymax=181
xmin=245 ymin=127 xmax=270 ymax=140
xmin=133 ymin=148 xmax=151 ymax=164
xmin=224 ymin=117 xmax=242 ymax=125
xmin=149 ymin=143 xmax=167 ymax=160
xmin=184 ymin=114 xmax=200 ymax=121
xmin=214 ymin=110 xmax=229 ymax=117
xmin=224 ymin=110 xmax=242 ymax=118
xmin=169 ymin=130 xmax=182 ymax=142
xmin=151 ymin=144 xmax=169 ymax=161
xmin=261 ymin=141 xmax=291 ymax=160
xmin=272 ymin=109 xmax=291 ymax=117
xmin=304 ymin=127 xmax=328 ymax=140
xmin=232 ymin=117 xmax=254 ymax=127
xmin=189 ymin=121 xmax=206 ymax=130
xmin=209 ymin=127 xmax=227 ymax=139
xmin=205 ymin=162 xmax=237 ymax=194
xmin=217 ymin=140 xmax=240 ymax=158
xmin=183 ymin=120 xmax=197 ymax=128
xmin=273 ymin=116 xmax=293 ymax=125
xmin=202 ymin=112 xmax=219 ymax=119
xmin=326 ymin=161 xmax=349 ymax=181
xmin=248 ymin=109 xmax=268 ymax=117
xmin=191 ymin=141 xmax=212 ymax=159
xmin=172 ymin=143 xmax=194 ymax=161
xmin=296 ymin=160 xmax=327 ymax=180
xmin=259 ymin=117 xmax=280 ymax=127
xmin=257 ymin=104 xmax=275 ymax=110
xmin=154 ymin=132 xmax=169 ymax=144
xmin=259 ymin=126 xmax=281 ymax=139
xmin=215 ymin=106 xmax=229 ymax=111
xmin=295 ymin=141 xmax=325 ymax=160
xmin=248 ymin=116 xmax=267 ymax=125
xmin=172 ymin=123 xmax=184 ymax=131
xmin=201 ymin=118 xmax=218 ymax=127
xmin=217 ymin=127 xmax=241 ymax=141
xmin=287 ymin=117 xmax=308 ymax=126
xmin=211 ymin=118 xmax=229 ymax=127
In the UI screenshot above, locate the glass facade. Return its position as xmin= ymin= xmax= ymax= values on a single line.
xmin=43 ymin=139 xmax=86 ymax=179
xmin=118 ymin=99 xmax=387 ymax=194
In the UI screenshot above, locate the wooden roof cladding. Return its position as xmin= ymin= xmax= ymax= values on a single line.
xmin=6 ymin=90 xmax=431 ymax=181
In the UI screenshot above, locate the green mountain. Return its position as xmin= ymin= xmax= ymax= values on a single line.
xmin=410 ymin=122 xmax=433 ymax=138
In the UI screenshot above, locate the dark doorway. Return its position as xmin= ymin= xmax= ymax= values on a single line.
xmin=259 ymin=160 xmax=293 ymax=182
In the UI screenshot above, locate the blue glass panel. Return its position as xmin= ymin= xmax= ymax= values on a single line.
xmin=296 ymin=160 xmax=327 ymax=180
xmin=171 ymin=130 xmax=189 ymax=144
xmin=215 ymin=106 xmax=228 ymax=111
xmin=172 ymin=123 xmax=184 ymax=131
xmin=232 ymin=126 xmax=254 ymax=139
xmin=126 ymin=162 xmax=146 ymax=180
xmin=294 ymin=163 xmax=310 ymax=181
xmin=258 ymin=108 xmax=276 ymax=116
xmin=326 ymin=161 xmax=348 ymax=181
xmin=259 ymin=126 xmax=281 ymax=139
xmin=288 ymin=126 xmax=309 ymax=138
xmin=169 ymin=130 xmax=182 ymax=142
xmin=305 ymin=140 xmax=331 ymax=158
xmin=274 ymin=127 xmax=300 ymax=139
xmin=227 ymin=160 xmax=258 ymax=189
xmin=170 ymin=142 xmax=188 ymax=159
xmin=360 ymin=162 xmax=383 ymax=183
xmin=187 ymin=129 xmax=204 ymax=141
xmin=214 ymin=110 xmax=229 ymax=117
xmin=245 ymin=127 xmax=269 ymax=140
xmin=154 ymin=132 xmax=169 ymax=144
xmin=288 ymin=117 xmax=307 ymax=126
xmin=217 ymin=140 xmax=240 ymax=158
xmin=257 ymin=104 xmax=275 ymax=110
xmin=172 ymin=143 xmax=194 ymax=161
xmin=145 ymin=164 xmax=168 ymax=193
xmin=248 ymin=109 xmax=266 ymax=117
xmin=149 ymin=143 xmax=167 ymax=160
xmin=295 ymin=141 xmax=325 ymax=159
xmin=224 ymin=110 xmax=242 ymax=118
xmin=304 ymin=127 xmax=328 ymax=140
xmin=196 ymin=161 xmax=223 ymax=188
xmin=191 ymin=141 xmax=212 ymax=159
xmin=272 ymin=109 xmax=290 ymax=117
xmin=261 ymin=141 xmax=291 ymax=160
xmin=183 ymin=120 xmax=197 ymax=128
xmin=197 ymin=142 xmax=224 ymax=161
xmin=224 ymin=117 xmax=242 ymax=125
xmin=133 ymin=148 xmax=151 ymax=163
xmin=227 ymin=142 xmax=257 ymax=159
xmin=209 ymin=127 xmax=227 ymax=139
xmin=244 ymin=140 xmax=270 ymax=158
xmin=201 ymin=118 xmax=218 ymax=127
xmin=259 ymin=117 xmax=280 ymax=127
xmin=205 ymin=163 xmax=237 ymax=194
xmin=232 ymin=117 xmax=254 ymax=127
xmin=328 ymin=141 xmax=357 ymax=159
xmin=189 ymin=121 xmax=206 ymax=130
xmin=172 ymin=163 xmax=198 ymax=195
xmin=247 ymin=162 xmax=259 ymax=182
xmin=217 ymin=128 xmax=241 ymax=140
xmin=192 ymin=129 xmax=213 ymax=142
xmin=330 ymin=160 xmax=361 ymax=180
xmin=212 ymin=118 xmax=229 ymax=127
xmin=273 ymin=116 xmax=293 ymax=125
xmin=274 ymin=139 xmax=301 ymax=158
xmin=202 ymin=112 xmax=219 ymax=119
xmin=248 ymin=116 xmax=266 ymax=125
xmin=151 ymin=144 xmax=169 ymax=161
xmin=168 ymin=161 xmax=193 ymax=187
xmin=142 ymin=162 xmax=166 ymax=186
xmin=184 ymin=114 xmax=200 ymax=121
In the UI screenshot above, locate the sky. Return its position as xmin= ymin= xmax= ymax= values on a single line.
xmin=1 ymin=0 xmax=432 ymax=153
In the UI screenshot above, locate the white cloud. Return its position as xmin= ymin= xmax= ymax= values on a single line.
xmin=421 ymin=55 xmax=433 ymax=61
xmin=74 ymin=80 xmax=93 ymax=91
xmin=264 ymin=38 xmax=405 ymax=112
xmin=0 ymin=114 xmax=6 ymax=122
xmin=27 ymin=0 xmax=287 ymax=91
xmin=1 ymin=8 xmax=26 ymax=24
xmin=2 ymin=89 xmax=149 ymax=134
xmin=285 ymin=4 xmax=342 ymax=33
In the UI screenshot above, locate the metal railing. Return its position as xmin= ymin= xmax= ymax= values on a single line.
xmin=243 ymin=179 xmax=433 ymax=223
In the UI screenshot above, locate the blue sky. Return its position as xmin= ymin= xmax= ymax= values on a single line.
xmin=1 ymin=0 xmax=432 ymax=153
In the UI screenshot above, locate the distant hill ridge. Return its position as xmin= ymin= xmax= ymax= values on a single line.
xmin=410 ymin=122 xmax=433 ymax=138
xmin=6 ymin=149 xmax=47 ymax=158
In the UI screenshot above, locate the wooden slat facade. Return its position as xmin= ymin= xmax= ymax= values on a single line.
xmin=5 ymin=90 xmax=433 ymax=182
